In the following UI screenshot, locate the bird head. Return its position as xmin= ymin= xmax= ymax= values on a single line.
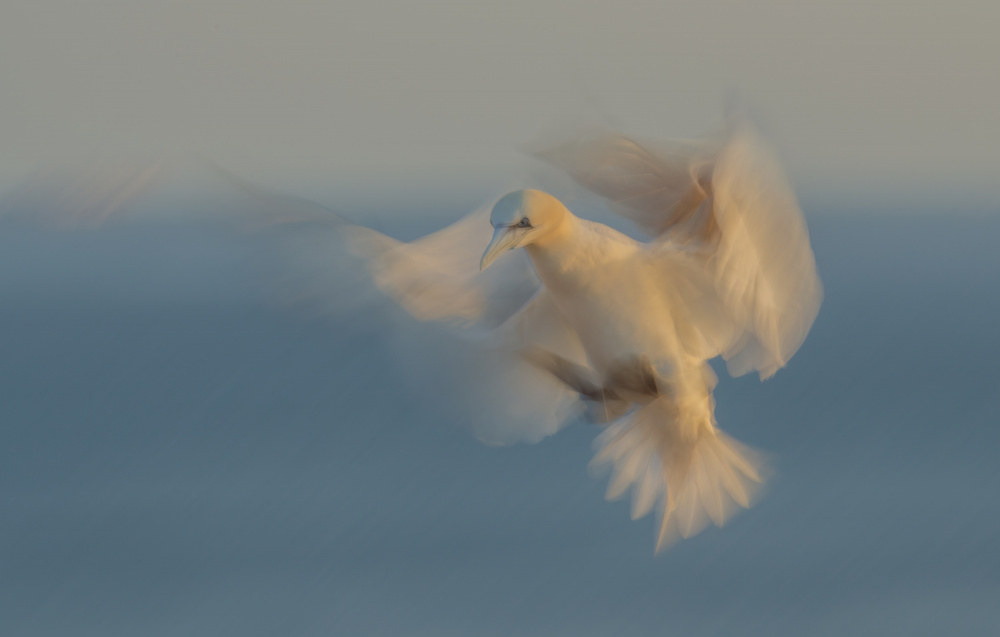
xmin=480 ymin=189 xmax=566 ymax=270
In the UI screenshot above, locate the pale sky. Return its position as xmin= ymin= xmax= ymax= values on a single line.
xmin=3 ymin=0 xmax=998 ymax=210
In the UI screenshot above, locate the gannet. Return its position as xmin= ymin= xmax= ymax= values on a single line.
xmin=9 ymin=116 xmax=821 ymax=552
xmin=353 ymin=117 xmax=822 ymax=551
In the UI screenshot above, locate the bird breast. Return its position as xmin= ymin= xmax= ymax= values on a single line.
xmin=528 ymin=244 xmax=682 ymax=376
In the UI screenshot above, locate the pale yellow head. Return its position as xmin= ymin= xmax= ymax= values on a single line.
xmin=480 ymin=189 xmax=569 ymax=270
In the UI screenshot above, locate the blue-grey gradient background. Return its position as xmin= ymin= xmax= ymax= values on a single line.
xmin=3 ymin=0 xmax=1000 ymax=633
xmin=1 ymin=197 xmax=998 ymax=635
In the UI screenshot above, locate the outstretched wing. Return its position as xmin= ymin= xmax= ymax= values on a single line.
xmin=177 ymin=172 xmax=589 ymax=444
xmin=347 ymin=208 xmax=591 ymax=445
xmin=534 ymin=118 xmax=822 ymax=379
xmin=346 ymin=206 xmax=539 ymax=332
xmin=2 ymin=158 xmax=587 ymax=445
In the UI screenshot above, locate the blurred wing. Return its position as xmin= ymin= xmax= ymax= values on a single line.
xmin=347 ymin=206 xmax=540 ymax=332
xmin=707 ymin=124 xmax=823 ymax=378
xmin=466 ymin=288 xmax=589 ymax=445
xmin=1 ymin=160 xmax=584 ymax=445
xmin=178 ymin=168 xmax=544 ymax=335
xmin=348 ymin=213 xmax=590 ymax=446
xmin=0 ymin=159 xmax=171 ymax=227
xmin=535 ymin=120 xmax=822 ymax=379
xmin=531 ymin=126 xmax=720 ymax=241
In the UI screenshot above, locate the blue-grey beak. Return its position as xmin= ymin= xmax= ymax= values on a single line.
xmin=480 ymin=226 xmax=524 ymax=271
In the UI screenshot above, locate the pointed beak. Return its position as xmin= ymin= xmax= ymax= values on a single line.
xmin=480 ymin=226 xmax=522 ymax=271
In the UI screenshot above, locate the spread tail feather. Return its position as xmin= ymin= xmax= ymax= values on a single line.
xmin=589 ymin=398 xmax=767 ymax=552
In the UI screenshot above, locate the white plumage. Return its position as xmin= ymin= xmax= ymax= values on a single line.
xmin=352 ymin=117 xmax=822 ymax=551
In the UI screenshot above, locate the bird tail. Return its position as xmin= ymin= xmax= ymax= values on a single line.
xmin=589 ymin=397 xmax=767 ymax=552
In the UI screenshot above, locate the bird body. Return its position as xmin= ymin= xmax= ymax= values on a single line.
xmin=481 ymin=189 xmax=764 ymax=548
xmin=352 ymin=117 xmax=822 ymax=551
xmin=520 ymin=204 xmax=695 ymax=388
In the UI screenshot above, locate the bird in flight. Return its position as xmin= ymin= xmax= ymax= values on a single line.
xmin=4 ymin=114 xmax=822 ymax=552
xmin=349 ymin=116 xmax=823 ymax=551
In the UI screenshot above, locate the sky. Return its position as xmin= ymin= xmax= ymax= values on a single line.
xmin=2 ymin=0 xmax=998 ymax=210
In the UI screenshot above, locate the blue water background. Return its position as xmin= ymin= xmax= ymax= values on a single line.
xmin=1 ymin=204 xmax=998 ymax=635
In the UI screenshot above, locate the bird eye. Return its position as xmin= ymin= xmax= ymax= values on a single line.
xmin=518 ymin=217 xmax=531 ymax=228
